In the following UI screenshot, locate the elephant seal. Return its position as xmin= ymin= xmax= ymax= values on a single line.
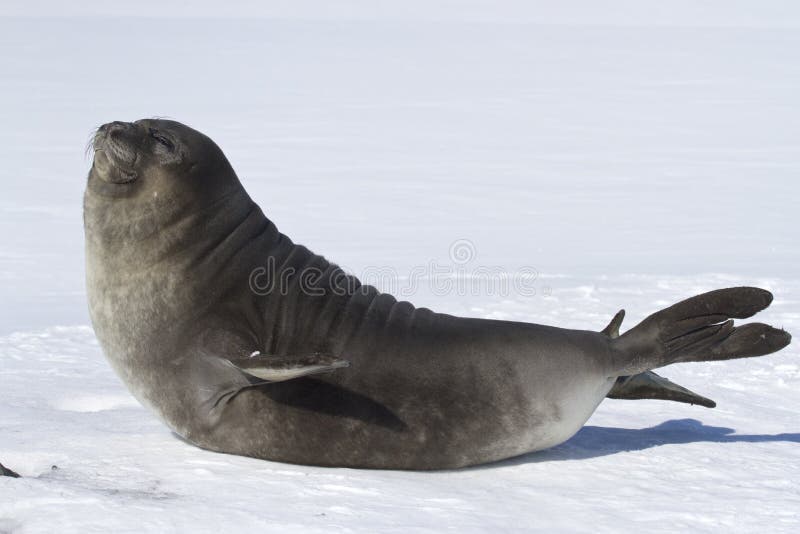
xmin=84 ymin=119 xmax=792 ymax=470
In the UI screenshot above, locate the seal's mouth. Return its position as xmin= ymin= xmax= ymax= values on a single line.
xmin=91 ymin=121 xmax=141 ymax=184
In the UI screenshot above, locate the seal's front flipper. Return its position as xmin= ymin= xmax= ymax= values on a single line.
xmin=229 ymin=353 xmax=350 ymax=382
xmin=607 ymin=371 xmax=716 ymax=408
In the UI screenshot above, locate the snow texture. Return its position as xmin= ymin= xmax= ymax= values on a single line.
xmin=1 ymin=2 xmax=798 ymax=532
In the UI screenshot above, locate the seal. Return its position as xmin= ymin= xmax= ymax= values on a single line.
xmin=84 ymin=119 xmax=792 ymax=469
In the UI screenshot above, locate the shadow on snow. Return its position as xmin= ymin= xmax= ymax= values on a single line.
xmin=492 ymin=418 xmax=800 ymax=467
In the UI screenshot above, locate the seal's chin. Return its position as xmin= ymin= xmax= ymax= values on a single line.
xmin=93 ymin=149 xmax=139 ymax=184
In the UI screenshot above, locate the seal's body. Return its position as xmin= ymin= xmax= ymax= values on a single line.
xmin=85 ymin=119 xmax=791 ymax=469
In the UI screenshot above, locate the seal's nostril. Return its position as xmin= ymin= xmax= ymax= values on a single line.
xmin=109 ymin=121 xmax=130 ymax=131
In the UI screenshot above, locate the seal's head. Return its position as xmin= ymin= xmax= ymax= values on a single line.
xmin=89 ymin=118 xmax=236 ymax=192
xmin=92 ymin=121 xmax=187 ymax=184
xmin=85 ymin=118 xmax=248 ymax=246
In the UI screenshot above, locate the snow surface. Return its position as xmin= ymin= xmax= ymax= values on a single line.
xmin=1 ymin=2 xmax=799 ymax=532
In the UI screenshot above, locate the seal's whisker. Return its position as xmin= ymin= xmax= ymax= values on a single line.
xmin=84 ymin=139 xmax=95 ymax=160
xmin=84 ymin=125 xmax=103 ymax=160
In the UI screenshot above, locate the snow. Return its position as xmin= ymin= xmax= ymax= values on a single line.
xmin=1 ymin=2 xmax=798 ymax=532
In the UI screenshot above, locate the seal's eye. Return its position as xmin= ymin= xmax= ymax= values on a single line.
xmin=149 ymin=128 xmax=175 ymax=151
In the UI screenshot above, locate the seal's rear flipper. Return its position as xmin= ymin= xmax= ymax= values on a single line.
xmin=230 ymin=353 xmax=350 ymax=382
xmin=607 ymin=371 xmax=716 ymax=408
xmin=611 ymin=287 xmax=792 ymax=376
xmin=602 ymin=309 xmax=626 ymax=338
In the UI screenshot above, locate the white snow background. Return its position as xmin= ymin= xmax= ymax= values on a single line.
xmin=1 ymin=1 xmax=799 ymax=532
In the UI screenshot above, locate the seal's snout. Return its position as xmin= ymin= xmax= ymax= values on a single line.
xmin=95 ymin=121 xmax=132 ymax=143
xmin=101 ymin=121 xmax=140 ymax=146
xmin=102 ymin=121 xmax=136 ymax=134
xmin=92 ymin=120 xmax=142 ymax=184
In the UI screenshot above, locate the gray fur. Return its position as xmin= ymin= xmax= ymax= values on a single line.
xmin=85 ymin=119 xmax=792 ymax=469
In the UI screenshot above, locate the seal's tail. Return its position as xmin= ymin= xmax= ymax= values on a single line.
xmin=609 ymin=287 xmax=791 ymax=377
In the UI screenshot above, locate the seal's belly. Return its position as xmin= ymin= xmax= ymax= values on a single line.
xmin=518 ymin=376 xmax=617 ymax=454
xmin=198 ymin=370 xmax=616 ymax=469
